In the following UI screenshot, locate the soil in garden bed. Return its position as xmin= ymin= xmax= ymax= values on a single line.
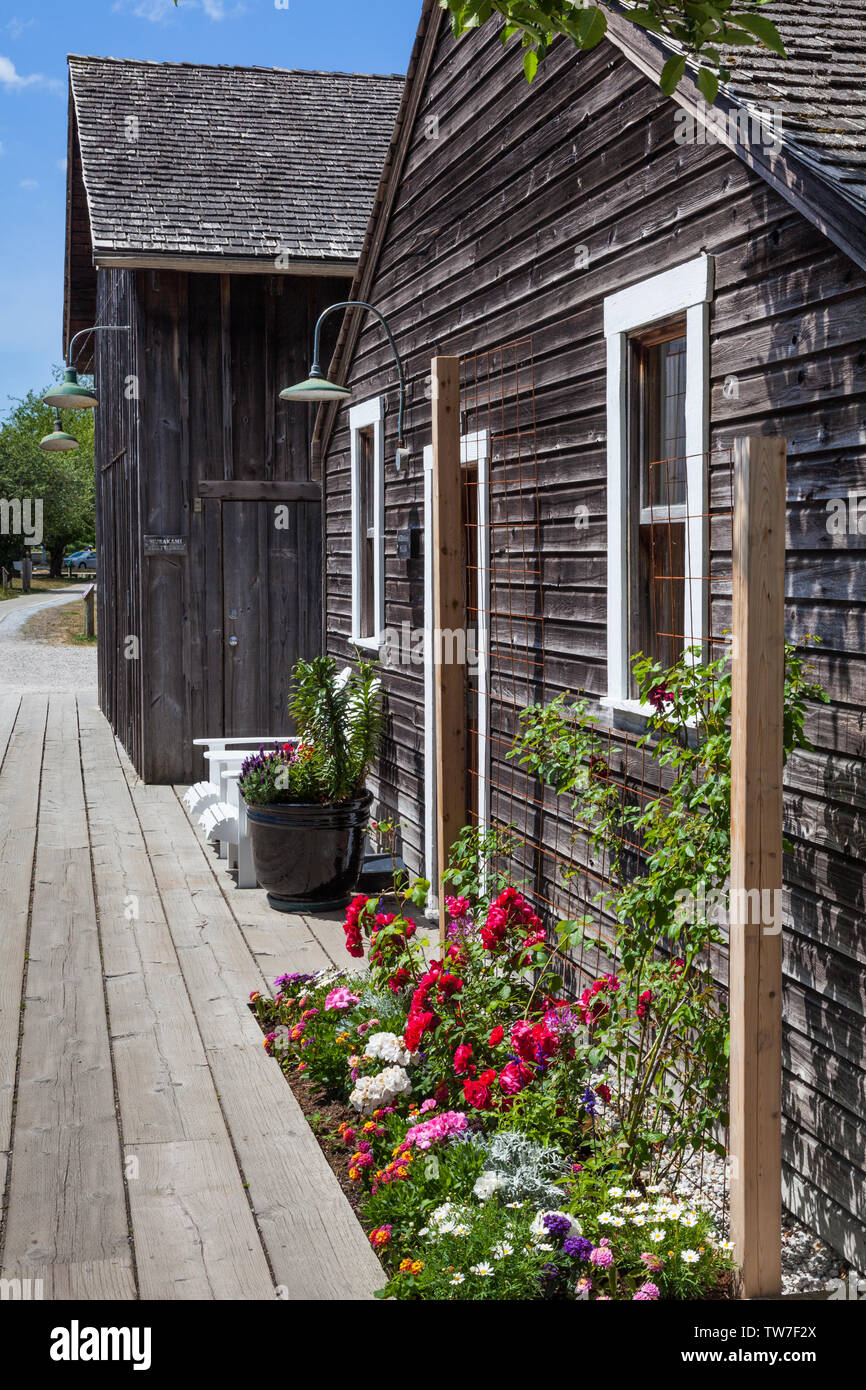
xmin=286 ymin=1069 xmax=372 ymax=1224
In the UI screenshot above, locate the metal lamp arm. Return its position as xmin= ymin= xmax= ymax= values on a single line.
xmin=311 ymin=300 xmax=406 ymax=445
xmin=68 ymin=324 xmax=131 ymax=368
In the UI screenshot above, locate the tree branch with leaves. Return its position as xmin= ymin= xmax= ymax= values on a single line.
xmin=440 ymin=1 xmax=787 ymax=101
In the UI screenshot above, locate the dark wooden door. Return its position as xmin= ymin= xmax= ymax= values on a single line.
xmin=220 ymin=497 xmax=322 ymax=737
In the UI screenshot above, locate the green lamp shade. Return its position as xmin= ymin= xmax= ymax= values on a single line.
xmin=40 ymin=419 xmax=79 ymax=452
xmin=280 ymin=372 xmax=353 ymax=404
xmin=43 ymin=368 xmax=98 ymax=410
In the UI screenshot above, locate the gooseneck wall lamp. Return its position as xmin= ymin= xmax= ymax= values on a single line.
xmin=280 ymin=301 xmax=408 ymax=462
xmin=42 ymin=323 xmax=131 ymax=412
xmin=39 ymin=410 xmax=80 ymax=453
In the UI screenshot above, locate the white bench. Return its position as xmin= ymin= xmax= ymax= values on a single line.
xmin=191 ymin=737 xmax=299 ymax=884
xmin=182 ymin=780 xmax=222 ymax=816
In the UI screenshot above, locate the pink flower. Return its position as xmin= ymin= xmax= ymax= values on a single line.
xmin=633 ymin=1281 xmax=660 ymax=1300
xmin=419 ymin=1098 xmax=437 ymax=1113
xmin=324 ymin=986 xmax=360 ymax=1012
xmin=589 ymin=1244 xmax=614 ymax=1269
xmin=403 ymin=1110 xmax=468 ymax=1150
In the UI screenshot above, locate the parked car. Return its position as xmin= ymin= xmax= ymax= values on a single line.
xmin=65 ymin=548 xmax=97 ymax=572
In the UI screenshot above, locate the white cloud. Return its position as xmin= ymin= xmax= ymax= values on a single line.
xmin=202 ymin=0 xmax=247 ymax=17
xmin=0 ymin=54 xmax=62 ymax=94
xmin=19 ymin=178 xmax=38 ymax=190
xmin=6 ymin=17 xmax=36 ymax=40
xmin=112 ymin=0 xmax=246 ymax=23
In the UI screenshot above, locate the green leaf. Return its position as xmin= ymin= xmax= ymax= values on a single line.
xmin=576 ymin=5 xmax=607 ymax=50
xmin=523 ymin=48 xmax=539 ymax=83
xmin=730 ymin=13 xmax=787 ymax=57
xmin=660 ymin=53 xmax=687 ymax=96
xmin=696 ymin=65 xmax=719 ymax=105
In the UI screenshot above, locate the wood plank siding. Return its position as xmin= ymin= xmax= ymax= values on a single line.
xmin=321 ymin=17 xmax=866 ymax=1264
xmin=95 ymin=268 xmax=339 ymax=784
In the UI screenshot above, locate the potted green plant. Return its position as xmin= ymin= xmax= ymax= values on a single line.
xmin=240 ymin=656 xmax=383 ymax=913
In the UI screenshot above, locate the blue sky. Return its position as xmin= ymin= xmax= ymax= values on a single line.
xmin=0 ymin=0 xmax=419 ymax=419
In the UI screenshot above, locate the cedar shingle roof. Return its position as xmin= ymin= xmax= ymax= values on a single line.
xmin=719 ymin=0 xmax=866 ymax=213
xmin=67 ymin=56 xmax=405 ymax=265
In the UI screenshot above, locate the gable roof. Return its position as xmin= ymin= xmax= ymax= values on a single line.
xmin=606 ymin=0 xmax=866 ymax=270
xmin=315 ymin=0 xmax=866 ymax=461
xmin=717 ymin=0 xmax=866 ymax=211
xmin=64 ymin=56 xmax=405 ymax=353
xmin=68 ymin=57 xmax=405 ymax=266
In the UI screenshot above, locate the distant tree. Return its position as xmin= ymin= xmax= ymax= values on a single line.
xmin=0 ymin=384 xmax=95 ymax=578
xmin=440 ymin=1 xmax=787 ymax=101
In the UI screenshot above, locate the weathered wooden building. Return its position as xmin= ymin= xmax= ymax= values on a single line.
xmin=318 ymin=1 xmax=866 ymax=1264
xmin=64 ymin=56 xmax=403 ymax=782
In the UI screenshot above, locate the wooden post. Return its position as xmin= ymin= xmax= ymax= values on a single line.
xmin=729 ymin=435 xmax=786 ymax=1300
xmin=431 ymin=356 xmax=466 ymax=943
xmin=83 ymin=584 xmax=96 ymax=638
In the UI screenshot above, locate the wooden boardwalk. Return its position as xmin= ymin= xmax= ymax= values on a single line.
xmin=0 ymin=692 xmax=383 ymax=1300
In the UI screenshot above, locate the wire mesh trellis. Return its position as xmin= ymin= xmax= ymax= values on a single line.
xmin=457 ymin=337 xmax=736 ymax=1228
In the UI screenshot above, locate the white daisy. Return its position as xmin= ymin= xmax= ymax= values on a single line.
xmin=470 ymin=1262 xmax=494 ymax=1277
xmin=492 ymin=1243 xmax=513 ymax=1259
xmin=646 ymin=1184 xmax=666 ymax=1194
xmin=534 ymin=1241 xmax=554 ymax=1252
xmin=609 ymin=1215 xmax=626 ymax=1227
xmin=607 ymin=1186 xmax=624 ymax=1198
xmin=719 ymin=1239 xmax=735 ymax=1252
xmin=453 ymin=1224 xmax=470 ymax=1236
xmin=633 ymin=1202 xmax=651 ymax=1214
xmin=631 ymin=1214 xmax=647 ymax=1226
xmin=680 ymin=1213 xmax=699 ymax=1228
xmin=450 ymin=1272 xmax=465 ymax=1284
xmin=505 ymin=1201 xmax=524 ymax=1209
xmin=650 ymin=1228 xmax=665 ymax=1242
xmin=681 ymin=1249 xmax=700 ymax=1264
xmin=597 ymin=1210 xmax=615 ymax=1223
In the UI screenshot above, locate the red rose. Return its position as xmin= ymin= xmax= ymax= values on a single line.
xmin=453 ymin=1044 xmax=473 ymax=1075
xmin=498 ymin=1060 xmax=531 ymax=1095
xmin=463 ymin=1069 xmax=497 ymax=1111
xmin=489 ymin=1025 xmax=504 ymax=1047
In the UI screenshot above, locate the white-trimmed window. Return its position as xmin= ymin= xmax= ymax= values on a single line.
xmin=603 ymin=253 xmax=713 ymax=713
xmin=350 ymin=396 xmax=385 ymax=650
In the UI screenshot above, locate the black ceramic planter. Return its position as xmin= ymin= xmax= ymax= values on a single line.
xmin=244 ymin=790 xmax=373 ymax=913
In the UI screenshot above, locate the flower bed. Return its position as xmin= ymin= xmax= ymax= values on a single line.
xmin=249 ymin=882 xmax=734 ymax=1301
xmin=245 ymin=642 xmax=828 ymax=1299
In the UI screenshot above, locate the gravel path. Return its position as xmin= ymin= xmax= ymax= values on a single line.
xmin=0 ymin=587 xmax=97 ymax=693
xmin=674 ymin=1150 xmax=853 ymax=1295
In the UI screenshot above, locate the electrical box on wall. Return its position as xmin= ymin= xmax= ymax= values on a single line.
xmin=396 ymin=527 xmax=421 ymax=561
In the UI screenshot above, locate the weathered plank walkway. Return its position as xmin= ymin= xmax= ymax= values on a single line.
xmin=0 ymin=692 xmax=383 ymax=1300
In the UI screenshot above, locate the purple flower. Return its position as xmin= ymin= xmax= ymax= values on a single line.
xmin=274 ymin=970 xmax=317 ymax=991
xmin=563 ymin=1236 xmax=594 ymax=1261
xmin=582 ymin=1085 xmax=598 ymax=1116
xmin=540 ymin=1263 xmax=560 ymax=1281
xmin=543 ymin=1213 xmax=573 ymax=1239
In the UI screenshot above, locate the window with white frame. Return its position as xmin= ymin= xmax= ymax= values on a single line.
xmin=603 ymin=253 xmax=713 ymax=712
xmin=350 ymin=396 xmax=385 ymax=650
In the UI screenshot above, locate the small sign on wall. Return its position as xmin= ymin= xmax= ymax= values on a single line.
xmin=143 ymin=535 xmax=187 ymax=556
